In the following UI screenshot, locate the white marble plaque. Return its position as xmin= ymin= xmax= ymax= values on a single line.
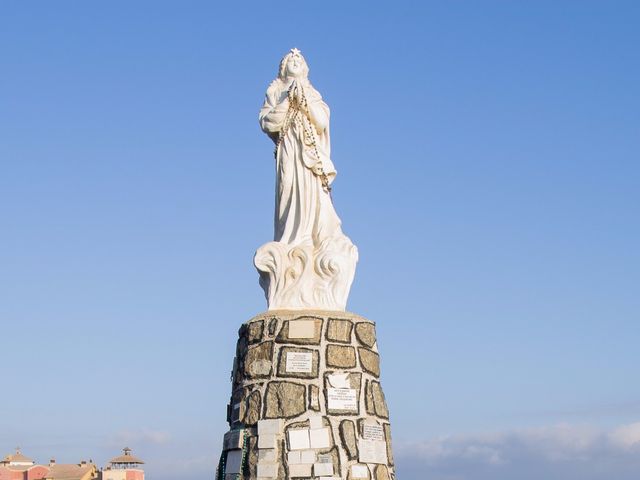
xmin=287 ymin=451 xmax=301 ymax=464
xmin=309 ymin=414 xmax=323 ymax=430
xmin=327 ymin=372 xmax=350 ymax=388
xmin=258 ymin=433 xmax=277 ymax=449
xmin=258 ymin=419 xmax=283 ymax=435
xmin=288 ymin=428 xmax=310 ymax=450
xmin=300 ymin=449 xmax=316 ymax=464
xmin=314 ymin=462 xmax=334 ymax=476
xmin=257 ymin=461 xmax=277 ymax=478
xmin=286 ymin=351 xmax=313 ymax=373
xmin=289 ymin=464 xmax=312 ymax=477
xmin=258 ymin=449 xmax=276 ymax=463
xmin=362 ymin=423 xmax=385 ymax=441
xmin=288 ymin=319 xmax=315 ymax=338
xmin=327 ymin=387 xmax=358 ymax=410
xmin=310 ymin=427 xmax=331 ymax=449
xmin=351 ymin=465 xmax=369 ymax=478
xmin=358 ymin=439 xmax=387 ymax=464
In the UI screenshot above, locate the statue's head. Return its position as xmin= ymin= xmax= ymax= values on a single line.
xmin=278 ymin=48 xmax=309 ymax=81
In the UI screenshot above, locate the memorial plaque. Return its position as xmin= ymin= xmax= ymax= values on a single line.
xmin=327 ymin=387 xmax=358 ymax=410
xmin=285 ymin=351 xmax=314 ymax=373
xmin=351 ymin=465 xmax=369 ymax=478
xmin=257 ymin=461 xmax=277 ymax=478
xmin=362 ymin=423 xmax=384 ymax=442
xmin=288 ymin=428 xmax=311 ymax=450
xmin=358 ymin=439 xmax=387 ymax=464
xmin=310 ymin=427 xmax=331 ymax=449
xmin=314 ymin=461 xmax=334 ymax=476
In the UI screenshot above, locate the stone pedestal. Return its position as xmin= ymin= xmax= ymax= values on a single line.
xmin=215 ymin=311 xmax=395 ymax=480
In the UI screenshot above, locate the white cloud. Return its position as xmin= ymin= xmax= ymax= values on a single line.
xmin=396 ymin=422 xmax=640 ymax=480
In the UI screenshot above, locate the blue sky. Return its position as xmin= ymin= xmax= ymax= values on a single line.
xmin=1 ymin=1 xmax=638 ymax=479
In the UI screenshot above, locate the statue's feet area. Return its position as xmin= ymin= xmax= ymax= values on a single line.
xmin=254 ymin=235 xmax=358 ymax=311
xmin=216 ymin=311 xmax=395 ymax=480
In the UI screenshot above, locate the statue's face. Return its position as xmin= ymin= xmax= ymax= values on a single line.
xmin=286 ymin=55 xmax=304 ymax=78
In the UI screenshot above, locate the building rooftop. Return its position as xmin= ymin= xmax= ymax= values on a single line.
xmin=108 ymin=448 xmax=144 ymax=465
xmin=1 ymin=448 xmax=34 ymax=465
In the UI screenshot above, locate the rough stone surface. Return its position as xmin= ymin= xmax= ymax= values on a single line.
xmin=359 ymin=348 xmax=380 ymax=377
xmin=309 ymin=384 xmax=320 ymax=411
xmin=326 ymin=318 xmax=353 ymax=343
xmin=263 ymin=381 xmax=306 ymax=419
xmin=340 ymin=420 xmax=358 ymax=460
xmin=355 ymin=322 xmax=376 ymax=348
xmin=247 ymin=320 xmax=264 ymax=343
xmin=243 ymin=341 xmax=273 ymax=379
xmin=243 ymin=390 xmax=261 ymax=426
xmin=374 ymin=465 xmax=390 ymax=480
xmin=277 ymin=346 xmax=319 ymax=378
xmin=276 ymin=317 xmax=323 ymax=345
xmin=371 ymin=381 xmax=389 ymax=418
xmin=326 ymin=344 xmax=357 ymax=368
xmin=217 ymin=311 xmax=394 ymax=479
xmin=383 ymin=423 xmax=394 ymax=465
xmin=267 ymin=318 xmax=278 ymax=336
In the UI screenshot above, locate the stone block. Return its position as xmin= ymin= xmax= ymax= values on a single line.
xmin=309 ymin=385 xmax=320 ymax=411
xmin=277 ymin=346 xmax=319 ymax=378
xmin=243 ymin=341 xmax=274 ymax=379
xmin=383 ymin=423 xmax=394 ymax=465
xmin=264 ymin=381 xmax=307 ymax=419
xmin=326 ymin=318 xmax=353 ymax=343
xmin=247 ymin=320 xmax=264 ymax=344
xmin=276 ymin=317 xmax=323 ymax=345
xmin=339 ymin=420 xmax=358 ymax=460
xmin=358 ymin=348 xmax=380 ymax=377
xmin=326 ymin=344 xmax=357 ymax=369
xmin=374 ymin=465 xmax=390 ymax=480
xmin=355 ymin=322 xmax=376 ymax=348
xmin=243 ymin=389 xmax=261 ymax=426
xmin=371 ymin=381 xmax=389 ymax=419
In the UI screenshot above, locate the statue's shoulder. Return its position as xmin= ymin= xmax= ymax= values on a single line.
xmin=265 ymin=80 xmax=283 ymax=98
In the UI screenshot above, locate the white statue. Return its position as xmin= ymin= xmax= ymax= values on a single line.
xmin=255 ymin=49 xmax=358 ymax=311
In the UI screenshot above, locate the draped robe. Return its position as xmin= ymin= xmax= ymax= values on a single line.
xmin=259 ymin=80 xmax=343 ymax=247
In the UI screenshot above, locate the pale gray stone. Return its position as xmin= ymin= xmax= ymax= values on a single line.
xmin=247 ymin=320 xmax=264 ymax=344
xmin=358 ymin=348 xmax=380 ymax=377
xmin=264 ymin=381 xmax=307 ymax=419
xmin=309 ymin=384 xmax=320 ymax=411
xmin=355 ymin=322 xmax=376 ymax=348
xmin=243 ymin=390 xmax=261 ymax=426
xmin=243 ymin=341 xmax=273 ymax=379
xmin=383 ymin=423 xmax=394 ymax=465
xmin=268 ymin=317 xmax=278 ymax=337
xmin=326 ymin=344 xmax=357 ymax=369
xmin=277 ymin=346 xmax=319 ymax=378
xmin=340 ymin=420 xmax=358 ymax=460
xmin=326 ymin=318 xmax=353 ymax=343
xmin=276 ymin=317 xmax=323 ymax=345
xmin=371 ymin=381 xmax=389 ymax=419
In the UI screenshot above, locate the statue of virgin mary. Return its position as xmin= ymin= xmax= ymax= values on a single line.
xmin=255 ymin=49 xmax=358 ymax=311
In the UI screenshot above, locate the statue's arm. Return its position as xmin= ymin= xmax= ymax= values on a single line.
xmin=259 ymin=88 xmax=288 ymax=140
xmin=305 ymin=96 xmax=329 ymax=134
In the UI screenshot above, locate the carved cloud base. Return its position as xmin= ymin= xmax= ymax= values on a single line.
xmin=254 ymin=235 xmax=358 ymax=311
xmin=215 ymin=311 xmax=395 ymax=480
